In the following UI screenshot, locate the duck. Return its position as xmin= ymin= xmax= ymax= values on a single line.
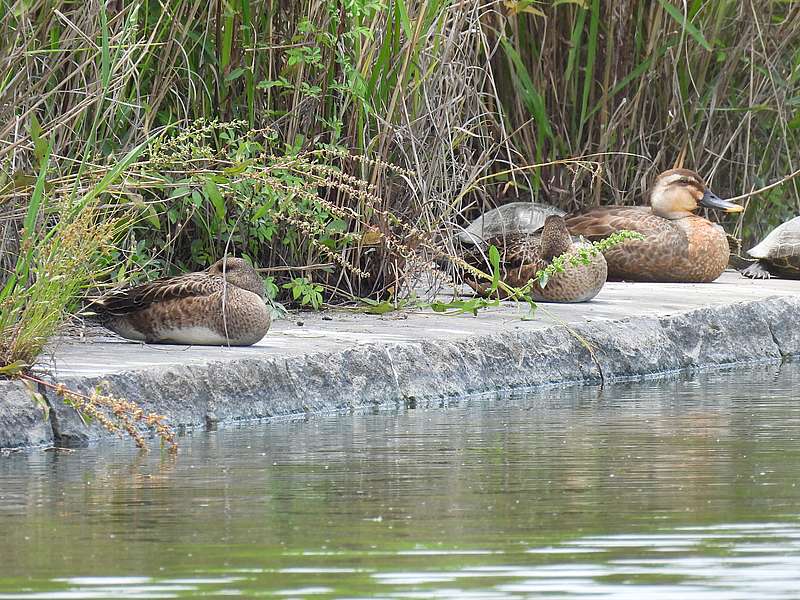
xmin=92 ymin=257 xmax=271 ymax=345
xmin=564 ymin=169 xmax=744 ymax=282
xmin=462 ymin=214 xmax=607 ymax=303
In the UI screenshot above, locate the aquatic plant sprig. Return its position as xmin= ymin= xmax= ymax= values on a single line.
xmin=536 ymin=230 xmax=645 ymax=288
xmin=18 ymin=374 xmax=178 ymax=452
xmin=449 ymin=229 xmax=645 ymax=318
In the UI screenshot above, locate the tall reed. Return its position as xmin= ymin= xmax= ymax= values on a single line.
xmin=1 ymin=0 xmax=798 ymax=303
xmin=492 ymin=1 xmax=799 ymax=242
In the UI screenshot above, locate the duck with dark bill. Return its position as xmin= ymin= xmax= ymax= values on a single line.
xmin=566 ymin=169 xmax=744 ymax=283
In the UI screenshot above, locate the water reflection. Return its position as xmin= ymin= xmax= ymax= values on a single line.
xmin=1 ymin=362 xmax=799 ymax=598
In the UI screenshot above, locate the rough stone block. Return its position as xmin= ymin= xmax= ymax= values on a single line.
xmin=0 ymin=380 xmax=53 ymax=449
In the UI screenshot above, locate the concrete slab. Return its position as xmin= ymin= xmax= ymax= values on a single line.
xmin=3 ymin=271 xmax=799 ymax=449
xmin=37 ymin=272 xmax=800 ymax=378
xmin=0 ymin=380 xmax=54 ymax=449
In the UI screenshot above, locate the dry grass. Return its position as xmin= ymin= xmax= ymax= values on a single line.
xmin=1 ymin=0 xmax=799 ymax=299
xmin=491 ymin=1 xmax=800 ymax=243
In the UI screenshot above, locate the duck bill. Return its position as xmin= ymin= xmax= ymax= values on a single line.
xmin=700 ymin=189 xmax=744 ymax=213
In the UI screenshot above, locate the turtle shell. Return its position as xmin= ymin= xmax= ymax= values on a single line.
xmin=747 ymin=215 xmax=800 ymax=276
xmin=457 ymin=201 xmax=565 ymax=247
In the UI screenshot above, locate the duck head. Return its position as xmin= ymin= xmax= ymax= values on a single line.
xmin=649 ymin=169 xmax=743 ymax=220
xmin=208 ymin=257 xmax=266 ymax=299
xmin=540 ymin=215 xmax=572 ymax=260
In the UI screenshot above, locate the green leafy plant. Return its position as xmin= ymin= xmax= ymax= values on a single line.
xmin=428 ymin=297 xmax=501 ymax=316
xmin=283 ymin=277 xmax=325 ymax=310
xmin=88 ymin=120 xmax=416 ymax=305
xmin=536 ymin=230 xmax=645 ymax=288
xmin=0 ymin=148 xmax=136 ymax=373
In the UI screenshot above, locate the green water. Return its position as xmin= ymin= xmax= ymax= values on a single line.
xmin=2 ymin=363 xmax=800 ymax=598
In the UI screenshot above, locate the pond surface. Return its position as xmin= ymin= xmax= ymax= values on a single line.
xmin=2 ymin=362 xmax=800 ymax=598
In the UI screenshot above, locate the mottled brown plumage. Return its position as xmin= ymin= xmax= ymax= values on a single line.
xmin=565 ymin=169 xmax=744 ymax=283
xmin=93 ymin=257 xmax=271 ymax=345
xmin=463 ymin=215 xmax=607 ymax=303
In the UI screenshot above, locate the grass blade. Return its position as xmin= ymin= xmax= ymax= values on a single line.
xmin=656 ymin=0 xmax=713 ymax=51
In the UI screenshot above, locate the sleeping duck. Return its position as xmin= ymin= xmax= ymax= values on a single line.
xmin=462 ymin=214 xmax=607 ymax=303
xmin=565 ymin=169 xmax=744 ymax=282
xmin=93 ymin=257 xmax=271 ymax=345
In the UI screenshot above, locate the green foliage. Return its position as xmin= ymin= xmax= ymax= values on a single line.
xmin=536 ymin=230 xmax=646 ymax=287
xmin=283 ymin=277 xmax=324 ymax=311
xmin=131 ymin=120 xmax=353 ymax=271
xmin=0 ymin=185 xmax=125 ymax=372
xmin=358 ymin=295 xmax=501 ymax=318
xmin=100 ymin=119 xmax=413 ymax=307
xmin=428 ymin=297 xmax=501 ymax=317
xmin=488 ymin=245 xmax=501 ymax=293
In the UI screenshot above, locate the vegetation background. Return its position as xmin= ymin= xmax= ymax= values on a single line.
xmin=1 ymin=0 xmax=799 ymax=367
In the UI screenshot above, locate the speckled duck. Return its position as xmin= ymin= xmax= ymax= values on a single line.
xmin=565 ymin=169 xmax=744 ymax=283
xmin=462 ymin=214 xmax=608 ymax=303
xmin=93 ymin=257 xmax=271 ymax=346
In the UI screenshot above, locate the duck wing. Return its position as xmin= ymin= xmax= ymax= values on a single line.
xmin=565 ymin=206 xmax=674 ymax=240
xmin=463 ymin=232 xmax=547 ymax=273
xmin=95 ymin=272 xmax=223 ymax=316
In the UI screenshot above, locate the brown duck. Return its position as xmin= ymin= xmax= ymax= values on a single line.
xmin=565 ymin=169 xmax=744 ymax=282
xmin=463 ymin=215 xmax=607 ymax=303
xmin=93 ymin=257 xmax=271 ymax=345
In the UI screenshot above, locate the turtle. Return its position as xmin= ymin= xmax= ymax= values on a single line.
xmin=456 ymin=201 xmax=565 ymax=248
xmin=739 ymin=216 xmax=800 ymax=280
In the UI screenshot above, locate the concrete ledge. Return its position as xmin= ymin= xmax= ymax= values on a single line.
xmin=2 ymin=273 xmax=799 ymax=449
xmin=0 ymin=380 xmax=54 ymax=449
xmin=29 ymin=295 xmax=800 ymax=447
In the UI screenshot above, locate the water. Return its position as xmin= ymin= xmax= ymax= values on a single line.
xmin=2 ymin=363 xmax=800 ymax=599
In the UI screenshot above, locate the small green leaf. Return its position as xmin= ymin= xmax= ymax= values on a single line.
xmin=361 ymin=300 xmax=398 ymax=315
xmin=223 ymin=161 xmax=253 ymax=175
xmin=144 ymin=203 xmax=161 ymax=229
xmin=429 ymin=298 xmax=500 ymax=316
xmin=204 ymin=179 xmax=226 ymax=221
xmin=0 ymin=360 xmax=27 ymax=375
xmin=29 ymin=114 xmax=48 ymax=164
xmin=539 ymin=271 xmax=550 ymax=288
xmin=522 ymin=300 xmax=538 ymax=320
xmin=225 ymin=67 xmax=247 ymax=82
xmin=488 ymin=244 xmax=501 ymax=292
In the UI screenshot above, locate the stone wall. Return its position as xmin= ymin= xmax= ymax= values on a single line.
xmin=2 ymin=295 xmax=799 ymax=450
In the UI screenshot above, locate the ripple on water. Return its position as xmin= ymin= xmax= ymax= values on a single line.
xmin=2 ymin=363 xmax=800 ymax=598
